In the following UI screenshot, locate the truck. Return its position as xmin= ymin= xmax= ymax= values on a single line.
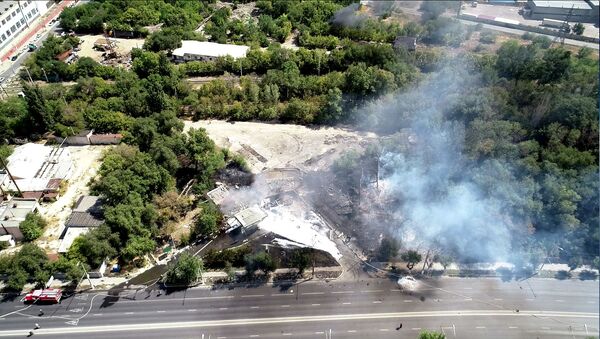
xmin=23 ymin=288 xmax=62 ymax=304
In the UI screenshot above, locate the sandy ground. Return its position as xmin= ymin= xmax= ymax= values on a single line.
xmin=36 ymin=146 xmax=108 ymax=252
xmin=76 ymin=34 xmax=145 ymax=62
xmin=184 ymin=120 xmax=377 ymax=173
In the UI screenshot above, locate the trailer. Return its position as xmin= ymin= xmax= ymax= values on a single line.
xmin=542 ymin=18 xmax=568 ymax=29
xmin=23 ymin=288 xmax=62 ymax=304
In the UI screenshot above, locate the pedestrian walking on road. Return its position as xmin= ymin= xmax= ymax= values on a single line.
xmin=34 ymin=323 xmax=40 ymax=329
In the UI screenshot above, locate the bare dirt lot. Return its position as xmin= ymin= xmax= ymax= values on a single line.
xmin=37 ymin=145 xmax=108 ymax=252
xmin=76 ymin=34 xmax=145 ymax=62
xmin=183 ymin=120 xmax=378 ymax=173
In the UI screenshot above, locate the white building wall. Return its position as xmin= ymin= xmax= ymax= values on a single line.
xmin=0 ymin=1 xmax=43 ymax=50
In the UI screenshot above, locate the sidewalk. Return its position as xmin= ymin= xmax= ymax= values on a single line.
xmin=0 ymin=0 xmax=73 ymax=63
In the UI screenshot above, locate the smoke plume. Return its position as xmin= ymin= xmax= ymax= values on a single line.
xmin=358 ymin=62 xmax=529 ymax=262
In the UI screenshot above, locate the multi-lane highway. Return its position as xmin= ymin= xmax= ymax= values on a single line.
xmin=0 ymin=277 xmax=597 ymax=338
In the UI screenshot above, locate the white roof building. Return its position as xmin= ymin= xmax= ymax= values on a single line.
xmin=172 ymin=41 xmax=250 ymax=62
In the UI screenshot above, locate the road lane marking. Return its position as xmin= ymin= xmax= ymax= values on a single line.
xmin=217 ymin=337 xmax=227 ymax=339
xmin=157 ymin=311 xmax=166 ymax=313
xmin=311 ymin=304 xmax=321 ymax=306
xmin=302 ymin=292 xmax=325 ymax=295
xmin=555 ymin=300 xmax=564 ymax=302
xmin=249 ymin=335 xmax=260 ymax=338
xmin=250 ymin=306 xmax=260 ymax=309
xmin=281 ymin=305 xmax=290 ymax=308
xmin=187 ymin=309 xmax=196 ymax=312
xmin=282 ymin=333 xmax=292 ymax=336
xmin=1 ymin=310 xmax=595 ymax=336
xmin=347 ymin=330 xmax=357 ymax=333
xmin=118 ymin=296 xmax=234 ymax=303
xmin=93 ymin=314 xmax=103 ymax=316
xmin=509 ymin=326 xmax=518 ymax=329
xmin=219 ymin=308 xmax=228 ymax=310
xmin=412 ymin=328 xmax=421 ymax=330
xmin=526 ymin=298 xmax=534 ymax=301
xmin=315 ymin=332 xmax=324 ymax=334
xmin=475 ymin=326 xmax=486 ymax=329
xmin=271 ymin=294 xmax=293 ymax=297
xmin=464 ymin=287 xmax=473 ymax=290
xmin=541 ymin=327 xmax=550 ymax=330
xmin=242 ymin=295 xmax=265 ymax=298
xmin=124 ymin=312 xmax=134 ymax=315
xmin=372 ymin=301 xmax=382 ymax=304
xmin=331 ymin=291 xmax=354 ymax=294
xmin=342 ymin=302 xmax=352 ymax=305
xmin=360 ymin=290 xmax=384 ymax=293
xmin=464 ymin=298 xmax=473 ymax=301
xmin=379 ymin=328 xmax=389 ymax=331
xmin=588 ymin=301 xmax=596 ymax=304
xmin=494 ymin=298 xmax=503 ymax=301
xmin=403 ymin=300 xmax=413 ymax=303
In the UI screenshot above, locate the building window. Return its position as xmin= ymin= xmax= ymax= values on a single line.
xmin=6 ymin=30 xmax=10 ymax=37
xmin=1 ymin=34 xmax=5 ymax=41
xmin=1 ymin=19 xmax=5 ymax=25
xmin=27 ymin=12 xmax=31 ymax=18
xmin=16 ymin=21 xmax=20 ymax=28
xmin=16 ymin=8 xmax=20 ymax=13
xmin=20 ymin=18 xmax=25 ymax=24
xmin=12 ymin=11 xmax=16 ymax=18
xmin=11 ymin=25 xmax=16 ymax=33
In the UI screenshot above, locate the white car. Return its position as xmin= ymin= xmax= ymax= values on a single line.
xmin=397 ymin=276 xmax=419 ymax=291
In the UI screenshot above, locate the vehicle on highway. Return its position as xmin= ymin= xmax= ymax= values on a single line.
xmin=397 ymin=276 xmax=419 ymax=291
xmin=22 ymin=288 xmax=62 ymax=304
xmin=10 ymin=53 xmax=20 ymax=61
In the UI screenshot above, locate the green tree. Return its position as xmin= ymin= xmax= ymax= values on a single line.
xmin=245 ymin=252 xmax=277 ymax=275
xmin=400 ymin=250 xmax=422 ymax=270
xmin=19 ymin=213 xmax=47 ymax=242
xmin=572 ymin=22 xmax=584 ymax=35
xmin=290 ymin=249 xmax=311 ymax=274
xmin=192 ymin=202 xmax=222 ymax=239
xmin=418 ymin=330 xmax=446 ymax=339
xmin=377 ymin=237 xmax=399 ymax=262
xmin=165 ymin=252 xmax=203 ymax=286
xmin=122 ymin=236 xmax=156 ymax=261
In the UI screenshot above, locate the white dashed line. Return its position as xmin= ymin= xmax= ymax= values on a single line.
xmin=281 ymin=305 xmax=290 ymax=308
xmin=555 ymin=300 xmax=564 ymax=302
xmin=588 ymin=301 xmax=596 ymax=304
xmin=526 ymin=298 xmax=534 ymax=301
xmin=509 ymin=326 xmax=518 ymax=329
xmin=464 ymin=298 xmax=473 ymax=301
xmin=250 ymin=306 xmax=260 ymax=309
xmin=332 ymin=291 xmax=354 ymax=294
xmin=541 ymin=327 xmax=550 ymax=330
xmin=494 ymin=298 xmax=503 ymax=301
xmin=219 ymin=308 xmax=228 ymax=310
xmin=157 ymin=310 xmax=166 ymax=313
xmin=271 ymin=294 xmax=293 ymax=297
xmin=217 ymin=337 xmax=227 ymax=339
xmin=403 ymin=300 xmax=413 ymax=303
xmin=187 ymin=309 xmax=196 ymax=312
xmin=242 ymin=295 xmax=265 ymax=298
xmin=463 ymin=287 xmax=473 ymax=290
xmin=315 ymin=332 xmax=324 ymax=335
xmin=347 ymin=330 xmax=357 ymax=333
xmin=372 ymin=301 xmax=382 ymax=304
xmin=475 ymin=326 xmax=486 ymax=329
xmin=93 ymin=314 xmax=103 ymax=316
xmin=311 ymin=304 xmax=321 ymax=306
xmin=342 ymin=302 xmax=352 ymax=305
xmin=249 ymin=335 xmax=260 ymax=338
xmin=379 ymin=329 xmax=389 ymax=332
xmin=302 ymin=292 xmax=324 ymax=295
xmin=360 ymin=290 xmax=384 ymax=293
xmin=282 ymin=333 xmax=292 ymax=336
xmin=411 ymin=328 xmax=421 ymax=331
xmin=125 ymin=312 xmax=134 ymax=315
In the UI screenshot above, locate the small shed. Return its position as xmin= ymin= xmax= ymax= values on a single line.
xmin=393 ymin=36 xmax=417 ymax=51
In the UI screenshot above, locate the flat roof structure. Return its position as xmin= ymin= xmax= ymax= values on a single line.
xmin=173 ymin=41 xmax=250 ymax=59
xmin=531 ymin=0 xmax=592 ymax=9
xmin=234 ymin=205 xmax=267 ymax=228
xmin=58 ymin=227 xmax=90 ymax=253
xmin=207 ymin=185 xmax=229 ymax=205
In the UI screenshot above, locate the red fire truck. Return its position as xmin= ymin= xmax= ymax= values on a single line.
xmin=23 ymin=288 xmax=62 ymax=304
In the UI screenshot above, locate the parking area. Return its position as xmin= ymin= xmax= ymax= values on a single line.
xmin=463 ymin=3 xmax=599 ymax=39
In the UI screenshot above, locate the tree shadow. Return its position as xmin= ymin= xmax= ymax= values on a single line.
xmin=0 ymin=292 xmax=20 ymax=303
xmin=578 ymin=270 xmax=598 ymax=281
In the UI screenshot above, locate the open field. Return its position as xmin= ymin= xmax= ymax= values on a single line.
xmin=184 ymin=120 xmax=378 ymax=173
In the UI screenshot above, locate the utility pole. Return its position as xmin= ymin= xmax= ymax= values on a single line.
xmin=77 ymin=261 xmax=95 ymax=290
xmin=24 ymin=67 xmax=34 ymax=85
xmin=0 ymin=157 xmax=21 ymax=197
xmin=41 ymin=68 xmax=49 ymax=83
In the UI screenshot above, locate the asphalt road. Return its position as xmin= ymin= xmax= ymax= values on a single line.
xmin=0 ymin=277 xmax=597 ymax=338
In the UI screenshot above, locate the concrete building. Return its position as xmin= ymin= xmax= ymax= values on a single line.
xmin=527 ymin=0 xmax=598 ymax=23
xmin=393 ymin=36 xmax=417 ymax=51
xmin=0 ymin=1 xmax=52 ymax=50
xmin=0 ymin=234 xmax=15 ymax=247
xmin=58 ymin=196 xmax=104 ymax=253
xmin=0 ymin=197 xmax=39 ymax=241
xmin=225 ymin=205 xmax=267 ymax=233
xmin=172 ymin=41 xmax=250 ymax=63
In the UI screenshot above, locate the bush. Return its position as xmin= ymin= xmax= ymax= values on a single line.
xmin=479 ymin=31 xmax=497 ymax=44
xmin=244 ymin=252 xmax=277 ymax=274
xmin=165 ymin=252 xmax=203 ymax=285
xmin=19 ymin=213 xmax=47 ymax=242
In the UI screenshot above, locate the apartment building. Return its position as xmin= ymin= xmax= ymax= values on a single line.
xmin=0 ymin=1 xmax=52 ymax=50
